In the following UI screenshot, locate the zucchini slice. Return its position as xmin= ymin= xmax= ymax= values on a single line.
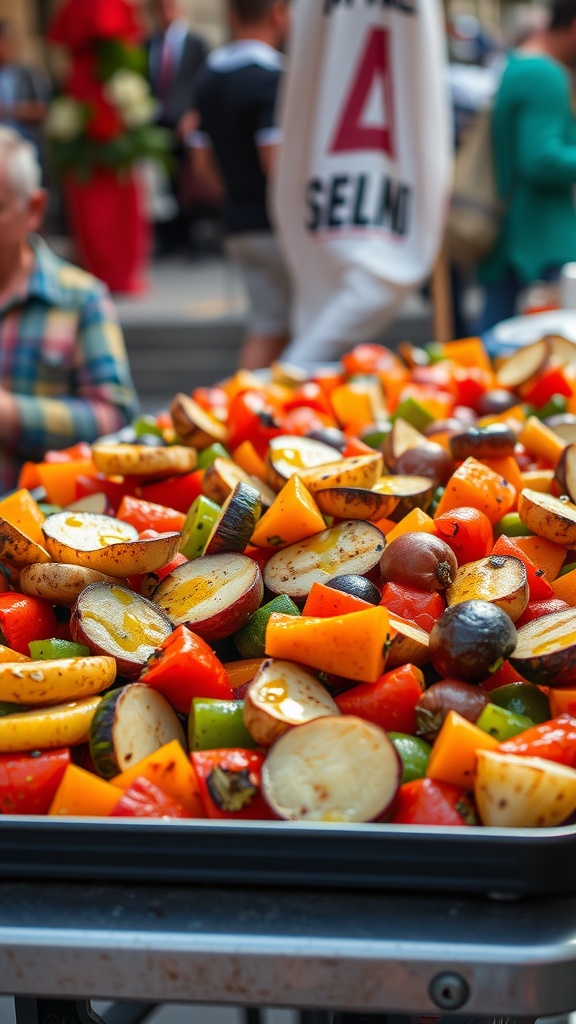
xmin=204 ymin=481 xmax=262 ymax=556
xmin=90 ymin=682 xmax=186 ymax=779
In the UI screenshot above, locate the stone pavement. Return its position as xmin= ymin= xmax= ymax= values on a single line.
xmin=113 ymin=254 xmax=436 ymax=413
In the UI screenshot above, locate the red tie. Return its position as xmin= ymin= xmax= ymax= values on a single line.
xmin=158 ymin=37 xmax=174 ymax=104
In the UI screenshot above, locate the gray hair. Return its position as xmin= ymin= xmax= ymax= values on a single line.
xmin=0 ymin=126 xmax=42 ymax=204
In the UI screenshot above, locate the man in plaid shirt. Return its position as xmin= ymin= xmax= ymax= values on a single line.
xmin=0 ymin=126 xmax=139 ymax=494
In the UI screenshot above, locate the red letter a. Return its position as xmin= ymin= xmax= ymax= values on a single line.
xmin=330 ymin=27 xmax=395 ymax=158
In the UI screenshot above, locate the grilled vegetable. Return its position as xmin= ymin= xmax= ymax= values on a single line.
xmin=243 ymin=658 xmax=339 ymax=746
xmin=446 ymin=554 xmax=529 ymax=623
xmin=41 ymin=512 xmax=181 ymax=578
xmin=509 ymin=608 xmax=576 ymax=686
xmin=71 ymin=583 xmax=173 ymax=679
xmin=0 ymin=655 xmax=116 ymax=705
xmin=91 ymin=443 xmax=197 ymax=477
xmin=152 ymin=552 xmax=264 ymax=641
xmin=261 ymin=715 xmax=402 ymax=822
xmin=475 ymin=750 xmax=576 ymax=827
xmin=264 ymin=520 xmax=385 ymax=601
xmin=203 ymin=481 xmax=262 ymax=555
xmin=89 ymin=682 xmax=186 ymax=779
xmin=0 ymin=695 xmax=102 ymax=752
xmin=518 ymin=489 xmax=576 ymax=549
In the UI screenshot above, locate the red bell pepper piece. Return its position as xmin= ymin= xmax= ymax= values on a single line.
xmin=280 ymin=406 xmax=335 ymax=437
xmin=521 ymin=366 xmax=573 ymax=408
xmin=341 ymin=437 xmax=378 ymax=458
xmin=434 ymin=507 xmax=494 ymax=566
xmin=0 ymin=748 xmax=71 ymax=814
xmin=117 ymin=494 xmax=186 ymax=534
xmin=0 ymin=593 xmax=58 ymax=656
xmin=75 ymin=474 xmax=138 ymax=513
xmin=191 ymin=386 xmax=230 ymax=421
xmin=282 ymin=381 xmax=334 ymax=418
xmin=389 ymin=778 xmax=477 ymax=825
xmin=451 ymin=366 xmax=494 ymax=411
xmin=191 ymin=748 xmax=274 ymax=820
xmin=140 ymin=624 xmax=233 ymax=712
xmin=335 ymin=664 xmax=425 ymax=735
xmin=110 ymin=776 xmax=190 ymax=818
xmin=302 ymin=581 xmax=372 ymax=617
xmin=227 ymin=390 xmax=284 ymax=457
xmin=481 ymin=660 xmax=531 ymax=690
xmin=380 ymin=582 xmax=445 ymax=633
xmin=492 ymin=534 xmax=555 ymax=602
xmin=498 ymin=713 xmax=576 ymax=768
xmin=136 ymin=470 xmax=205 ymax=515
xmin=515 ymin=598 xmax=570 ymax=629
xmin=43 ymin=441 xmax=93 ymax=463
xmin=341 ymin=343 xmax=397 ymax=375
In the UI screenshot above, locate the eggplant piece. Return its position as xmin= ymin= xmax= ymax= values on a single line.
xmin=449 ymin=423 xmax=517 ymax=462
xmin=313 ymin=485 xmax=399 ymax=522
xmin=71 ymin=583 xmax=173 ymax=679
xmin=510 ymin=607 xmax=576 ymax=687
xmin=326 ymin=574 xmax=382 ymax=605
xmin=203 ymin=481 xmax=262 ymax=555
xmin=264 ymin=520 xmax=385 ymax=601
xmin=152 ymin=552 xmax=264 ymax=641
xmin=371 ymin=475 xmax=435 ymax=520
xmin=243 ymin=658 xmax=340 ymax=746
xmin=89 ymin=682 xmax=186 ymax=779
xmin=387 ymin=613 xmax=430 ymax=669
xmin=261 ymin=715 xmax=402 ymax=822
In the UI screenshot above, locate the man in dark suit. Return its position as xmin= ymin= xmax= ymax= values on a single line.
xmin=146 ymin=0 xmax=210 ymax=255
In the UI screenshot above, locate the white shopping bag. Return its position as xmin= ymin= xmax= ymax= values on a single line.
xmin=274 ymin=0 xmax=451 ymax=365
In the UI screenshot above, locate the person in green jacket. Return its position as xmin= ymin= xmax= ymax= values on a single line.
xmin=477 ymin=0 xmax=576 ymax=333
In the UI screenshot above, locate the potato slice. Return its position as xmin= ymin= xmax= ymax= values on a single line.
xmin=42 ymin=511 xmax=181 ymax=577
xmin=518 ymin=488 xmax=576 ymax=548
xmin=0 ymin=517 xmax=52 ymax=570
xmin=170 ymin=392 xmax=229 ymax=448
xmin=495 ymin=337 xmax=551 ymax=389
xmin=510 ymin=607 xmax=576 ymax=687
xmin=296 ymin=454 xmax=384 ymax=495
xmin=313 ymin=485 xmax=399 ymax=522
xmin=387 ymin=613 xmax=430 ymax=668
xmin=0 ymin=655 xmax=116 ymax=706
xmin=446 ymin=554 xmax=529 ymax=622
xmin=243 ymin=658 xmax=340 ymax=747
xmin=19 ymin=563 xmax=120 ymax=607
xmin=384 ymin=418 xmax=428 ymax=469
xmin=265 ymin=434 xmax=343 ymax=491
xmin=91 ymin=443 xmax=197 ymax=477
xmin=547 ymin=334 xmax=576 ymax=368
xmin=475 ymin=750 xmax=576 ymax=827
xmin=202 ymin=457 xmax=276 ymax=508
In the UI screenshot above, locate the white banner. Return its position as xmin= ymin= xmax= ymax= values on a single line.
xmin=274 ymin=0 xmax=451 ymax=364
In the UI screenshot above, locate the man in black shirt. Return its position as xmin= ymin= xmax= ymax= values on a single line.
xmin=189 ymin=0 xmax=292 ymax=370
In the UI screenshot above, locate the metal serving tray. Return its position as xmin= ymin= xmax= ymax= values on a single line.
xmin=0 ymin=816 xmax=574 ymax=897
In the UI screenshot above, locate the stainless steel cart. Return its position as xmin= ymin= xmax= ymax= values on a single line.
xmin=0 ymin=877 xmax=575 ymax=1024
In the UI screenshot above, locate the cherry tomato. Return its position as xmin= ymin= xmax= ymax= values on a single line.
xmin=434 ymin=507 xmax=494 ymax=565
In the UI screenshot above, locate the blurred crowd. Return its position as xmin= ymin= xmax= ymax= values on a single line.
xmin=3 ymin=0 xmax=576 ymax=358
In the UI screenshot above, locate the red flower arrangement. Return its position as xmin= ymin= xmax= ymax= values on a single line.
xmin=46 ymin=0 xmax=169 ymax=173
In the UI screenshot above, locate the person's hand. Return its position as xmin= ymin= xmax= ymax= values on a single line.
xmin=178 ymin=109 xmax=199 ymax=142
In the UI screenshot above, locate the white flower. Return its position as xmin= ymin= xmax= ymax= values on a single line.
xmin=46 ymin=97 xmax=84 ymax=140
xmin=121 ymin=96 xmax=158 ymax=128
xmin=105 ymin=70 xmax=150 ymax=111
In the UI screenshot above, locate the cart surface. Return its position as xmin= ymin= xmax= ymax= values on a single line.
xmin=0 ymin=878 xmax=575 ymax=1019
